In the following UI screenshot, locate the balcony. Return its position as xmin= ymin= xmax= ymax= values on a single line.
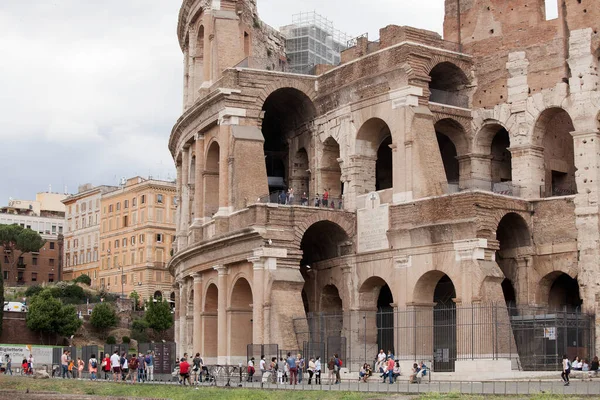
xmin=16 ymin=262 xmax=26 ymax=270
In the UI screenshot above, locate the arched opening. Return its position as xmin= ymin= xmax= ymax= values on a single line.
xmin=195 ymin=25 xmax=205 ymax=87
xmin=436 ymin=133 xmax=459 ymax=185
xmin=428 ymin=62 xmax=470 ymax=108
xmin=491 ymin=128 xmax=511 ymax=184
xmin=169 ymin=292 xmax=176 ymax=310
xmin=154 ymin=291 xmax=163 ymax=301
xmin=321 ymin=284 xmax=343 ymax=314
xmin=300 ymin=221 xmax=350 ymax=267
xmin=433 ymin=274 xmax=456 ymax=372
xmin=290 ymin=148 xmax=310 ymax=203
xmin=229 ymin=278 xmax=253 ymax=359
xmin=548 ymin=273 xmax=582 ymax=311
xmin=359 ymin=277 xmax=395 ymax=357
xmin=435 ymin=119 xmax=465 ymax=189
xmin=496 ymin=213 xmax=530 ymax=309
xmin=376 ymin=136 xmax=393 ymax=191
xmin=262 ymin=88 xmax=316 ymax=194
xmin=356 ymin=118 xmax=393 ymax=192
xmin=203 ymin=283 xmax=218 ymax=358
xmin=534 ymin=108 xmax=577 ymax=197
xmin=321 ymin=137 xmax=342 ymax=200
xmin=204 ymin=141 xmax=220 ymax=217
xmin=320 ymin=284 xmax=343 ymax=340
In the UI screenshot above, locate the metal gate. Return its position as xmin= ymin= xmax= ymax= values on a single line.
xmin=433 ymin=304 xmax=457 ymax=372
xmin=327 ymin=336 xmax=346 ymax=364
xmin=81 ymin=345 xmax=98 ymax=372
xmin=303 ymin=342 xmax=325 ymax=363
xmin=246 ymin=344 xmax=278 ymax=364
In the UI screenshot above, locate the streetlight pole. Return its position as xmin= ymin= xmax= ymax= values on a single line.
xmin=120 ymin=264 xmax=124 ymax=300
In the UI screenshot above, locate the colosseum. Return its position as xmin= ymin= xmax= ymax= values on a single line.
xmin=168 ymin=0 xmax=600 ymax=373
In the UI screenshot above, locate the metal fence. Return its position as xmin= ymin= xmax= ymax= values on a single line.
xmin=292 ymin=304 xmax=595 ymax=372
xmin=257 ymin=191 xmax=344 ymax=209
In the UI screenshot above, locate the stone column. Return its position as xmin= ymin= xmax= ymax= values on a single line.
xmin=173 ymin=281 xmax=180 ymax=354
xmin=175 ymin=163 xmax=183 ymax=250
xmin=249 ymin=257 xmax=265 ymax=344
xmin=215 ymin=265 xmax=229 ymax=364
xmin=181 ymin=145 xmax=191 ymax=237
xmin=510 ymin=145 xmax=544 ymax=199
xmin=193 ymin=273 xmax=203 ymax=353
xmin=178 ymin=280 xmax=187 ymax=357
xmin=467 ymin=154 xmax=493 ymax=191
xmin=193 ymin=135 xmax=205 ymax=224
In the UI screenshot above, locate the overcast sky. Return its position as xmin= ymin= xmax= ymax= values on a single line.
xmin=0 ymin=0 xmax=444 ymax=204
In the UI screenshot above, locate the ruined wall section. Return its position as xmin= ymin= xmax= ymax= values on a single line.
xmin=444 ymin=0 xmax=568 ymax=109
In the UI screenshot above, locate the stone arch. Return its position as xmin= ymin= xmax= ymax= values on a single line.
xmin=153 ymin=290 xmax=163 ymax=301
xmin=359 ymin=276 xmax=395 ymax=356
xmin=169 ymin=291 xmax=176 ymax=310
xmin=320 ymin=284 xmax=343 ymax=313
xmin=358 ymin=276 xmax=393 ymax=309
xmin=356 ymin=117 xmax=394 ymax=192
xmin=204 ymin=140 xmax=220 ymax=217
xmin=427 ymin=59 xmax=471 ymax=108
xmin=537 ymin=271 xmax=582 ymax=310
xmin=228 ymin=273 xmax=253 ymax=305
xmin=532 ymin=107 xmax=577 ymax=197
xmin=293 ymin=213 xmax=355 ymax=251
xmin=203 ymin=282 xmax=218 ymax=358
xmin=412 ymin=270 xmax=459 ymax=304
xmin=435 ymin=118 xmax=467 ymax=185
xmin=229 ymin=277 xmax=253 ymax=358
xmin=261 ymin=87 xmax=317 ymax=194
xmin=257 ymin=81 xmax=317 ymax=107
xmin=423 ymin=56 xmax=471 ymax=82
xmin=321 ymin=137 xmax=343 ymax=199
xmin=473 ymin=120 xmax=510 ymax=154
xmin=300 ymin=220 xmax=350 ymax=266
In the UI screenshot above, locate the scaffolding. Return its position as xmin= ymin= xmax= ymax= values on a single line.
xmin=280 ymin=11 xmax=353 ymax=75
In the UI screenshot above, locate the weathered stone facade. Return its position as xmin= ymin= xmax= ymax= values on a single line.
xmin=168 ymin=0 xmax=600 ymax=371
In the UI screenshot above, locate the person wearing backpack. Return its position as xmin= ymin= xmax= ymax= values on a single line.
xmin=333 ymin=354 xmax=342 ymax=384
xmin=88 ymin=354 xmax=98 ymax=381
xmin=145 ymin=351 xmax=154 ymax=382
xmin=129 ymin=354 xmax=139 ymax=384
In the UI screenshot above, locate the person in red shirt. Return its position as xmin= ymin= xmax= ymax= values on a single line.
xmin=179 ymin=357 xmax=192 ymax=386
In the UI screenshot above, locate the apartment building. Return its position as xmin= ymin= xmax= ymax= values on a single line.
xmin=98 ymin=177 xmax=176 ymax=301
xmin=62 ymin=184 xmax=117 ymax=287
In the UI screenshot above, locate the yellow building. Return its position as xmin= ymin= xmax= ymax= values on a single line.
xmin=99 ymin=177 xmax=177 ymax=301
xmin=63 ymin=184 xmax=117 ymax=287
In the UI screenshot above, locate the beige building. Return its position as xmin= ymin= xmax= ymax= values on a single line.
xmin=99 ymin=177 xmax=177 ymax=301
xmin=168 ymin=0 xmax=600 ymax=373
xmin=62 ymin=184 xmax=117 ymax=287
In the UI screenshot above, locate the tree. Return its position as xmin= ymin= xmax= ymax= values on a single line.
xmin=73 ymin=274 xmax=91 ymax=286
xmin=0 ymin=265 xmax=4 ymax=337
xmin=129 ymin=290 xmax=140 ymax=310
xmin=26 ymin=289 xmax=82 ymax=344
xmin=0 ymin=224 xmax=45 ymax=271
xmin=144 ymin=299 xmax=173 ymax=336
xmin=89 ymin=303 xmax=118 ymax=339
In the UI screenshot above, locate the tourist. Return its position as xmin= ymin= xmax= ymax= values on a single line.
xmin=129 ymin=353 xmax=138 ymax=383
xmin=21 ymin=358 xmax=28 ymax=375
xmin=392 ymin=360 xmax=401 ymax=383
xmin=110 ymin=350 xmax=121 ymax=382
xmin=591 ymin=356 xmax=599 ymax=377
xmin=137 ymin=353 xmax=145 ymax=383
xmin=4 ymin=354 xmax=12 ymax=375
xmin=296 ymin=353 xmax=304 ymax=384
xmin=359 ymin=363 xmax=368 ymax=382
xmin=562 ymin=354 xmax=571 ymax=386
xmin=314 ymin=356 xmax=321 ymax=385
xmin=61 ymin=350 xmax=69 ymax=378
xmin=301 ymin=192 xmax=308 ymax=206
xmin=120 ymin=352 xmax=129 ymax=381
xmin=259 ymin=355 xmax=266 ymax=378
xmin=192 ymin=353 xmax=202 ymax=384
xmin=77 ymin=357 xmax=84 ymax=379
xmin=286 ymin=352 xmax=297 ymax=385
xmin=307 ymin=357 xmax=315 ymax=384
xmin=278 ymin=190 xmax=286 ymax=205
xmin=269 ymin=357 xmax=277 ymax=384
xmin=247 ymin=357 xmax=255 ymax=382
xmin=322 ymin=189 xmax=329 ymax=207
xmin=376 ymin=349 xmax=386 ymax=374
xmin=145 ymin=351 xmax=154 ymax=382
xmin=333 ymin=353 xmax=341 ymax=384
xmin=572 ymin=356 xmax=582 ymax=371
xmin=88 ymin=353 xmax=98 ymax=381
xmin=103 ymin=354 xmax=111 ymax=380
xmin=276 ymin=357 xmax=285 ymax=384
xmin=288 ymin=188 xmax=295 ymax=204
xmin=68 ymin=358 xmax=75 ymax=378
xmin=327 ymin=356 xmax=335 ymax=383
xmin=386 ymin=356 xmax=395 ymax=384
xmin=28 ymin=353 xmax=34 ymax=375
xmin=314 ymin=194 xmax=320 ymax=207
xmin=180 ymin=357 xmax=191 ymax=385
xmin=409 ymin=363 xmax=420 ymax=383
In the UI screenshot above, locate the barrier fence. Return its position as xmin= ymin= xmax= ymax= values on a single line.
xmin=290 ymin=304 xmax=595 ymax=372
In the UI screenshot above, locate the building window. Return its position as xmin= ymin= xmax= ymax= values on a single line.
xmin=49 ymin=273 xmax=55 ymax=283
xmin=58 ymin=226 xmax=63 ymax=234
xmin=124 ymin=200 xmax=129 ymax=209
xmin=17 ymin=271 xmax=24 ymax=282
xmin=156 ymin=210 xmax=163 ymax=223
xmin=122 ymin=274 xmax=127 ymax=284
xmin=73 ymin=255 xmax=78 ymax=265
xmin=132 ymin=212 xmax=137 ymax=225
xmin=131 ymin=236 xmax=136 ymax=245
xmin=107 ymin=258 xmax=111 ymax=269
xmin=49 ymin=258 xmax=55 ymax=267
xmin=116 ymin=202 xmax=121 ymax=211
xmin=157 ymin=194 xmax=163 ymax=204
xmin=32 ymin=257 xmax=38 ymax=266
xmin=3 ymin=256 xmax=8 ymax=264
xmin=18 ymin=256 xmax=24 ymax=265
xmin=122 ymin=238 xmax=127 ymax=247
xmin=49 ymin=242 xmax=55 ymax=250
xmin=115 ymin=239 xmax=119 ymax=248
xmin=140 ymin=234 xmax=145 ymax=244
xmin=3 ymin=271 xmax=8 ymax=280
xmin=131 ymin=252 xmax=135 ymax=265
xmin=156 ymin=271 xmax=162 ymax=282
xmin=100 ymin=278 xmax=105 ymax=287
xmin=93 ymin=251 xmax=98 ymax=261
xmin=31 ymin=272 xmax=37 ymax=282
xmin=109 ymin=204 xmax=114 ymax=213
xmin=156 ymin=233 xmax=163 ymax=243
xmin=132 ymin=197 xmax=137 ymax=207
xmin=123 ymin=215 xmax=128 ymax=227
xmin=141 ymin=195 xmax=146 ymax=204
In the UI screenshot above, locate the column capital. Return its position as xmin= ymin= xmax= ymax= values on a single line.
xmin=247 ymin=256 xmax=264 ymax=270
xmin=193 ymin=272 xmax=203 ymax=283
xmin=213 ymin=265 xmax=228 ymax=276
xmin=341 ymin=264 xmax=353 ymax=274
xmin=508 ymin=144 xmax=544 ymax=157
xmin=571 ymin=129 xmax=600 ymax=139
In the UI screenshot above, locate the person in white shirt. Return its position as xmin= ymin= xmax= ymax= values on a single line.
xmin=314 ymin=356 xmax=322 ymax=385
xmin=562 ymin=354 xmax=570 ymax=386
xmin=259 ymin=355 xmax=266 ymax=374
xmin=247 ymin=357 xmax=255 ymax=382
xmin=110 ymin=351 xmax=121 ymax=382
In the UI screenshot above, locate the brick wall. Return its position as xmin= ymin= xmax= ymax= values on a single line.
xmin=0 ymin=315 xmax=58 ymax=345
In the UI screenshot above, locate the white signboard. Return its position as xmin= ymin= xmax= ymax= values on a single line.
xmin=357 ymin=192 xmax=389 ymax=253
xmin=0 ymin=345 xmax=53 ymax=366
xmin=544 ymin=327 xmax=556 ymax=340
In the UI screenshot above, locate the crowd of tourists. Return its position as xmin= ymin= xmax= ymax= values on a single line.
xmin=561 ymin=354 xmax=599 ymax=385
xmin=273 ymin=188 xmax=342 ymax=209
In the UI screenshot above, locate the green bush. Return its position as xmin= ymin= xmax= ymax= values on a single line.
xmin=25 ymin=285 xmax=44 ymax=298
xmin=73 ymin=274 xmax=91 ymax=286
xmin=63 ymin=284 xmax=85 ymax=300
xmin=106 ymin=336 xmax=116 ymax=344
xmin=122 ymin=336 xmax=130 ymax=344
xmin=131 ymin=329 xmax=148 ymax=343
xmin=131 ymin=318 xmax=148 ymax=332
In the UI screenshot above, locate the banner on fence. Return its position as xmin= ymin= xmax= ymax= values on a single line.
xmin=0 ymin=344 xmax=53 ymax=365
